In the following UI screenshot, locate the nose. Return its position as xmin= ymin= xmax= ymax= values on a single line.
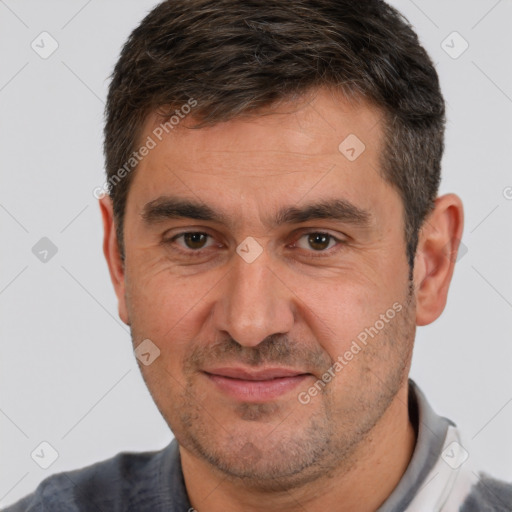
xmin=212 ymin=246 xmax=295 ymax=347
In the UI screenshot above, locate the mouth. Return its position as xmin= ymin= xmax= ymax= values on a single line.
xmin=203 ymin=367 xmax=311 ymax=402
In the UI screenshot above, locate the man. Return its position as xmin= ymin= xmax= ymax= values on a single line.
xmin=6 ymin=0 xmax=512 ymax=511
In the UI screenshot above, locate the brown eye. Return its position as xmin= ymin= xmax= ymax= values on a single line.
xmin=289 ymin=231 xmax=347 ymax=259
xmin=293 ymin=232 xmax=338 ymax=252
xmin=307 ymin=233 xmax=331 ymax=251
xmin=182 ymin=232 xmax=209 ymax=250
xmin=166 ymin=232 xmax=216 ymax=254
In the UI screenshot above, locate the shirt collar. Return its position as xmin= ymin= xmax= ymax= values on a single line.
xmin=377 ymin=378 xmax=454 ymax=511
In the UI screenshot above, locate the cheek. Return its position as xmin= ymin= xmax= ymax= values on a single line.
xmin=293 ymin=271 xmax=404 ymax=358
xmin=124 ymin=258 xmax=224 ymax=351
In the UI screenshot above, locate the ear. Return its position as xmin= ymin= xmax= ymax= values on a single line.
xmin=99 ymin=196 xmax=130 ymax=325
xmin=413 ymin=193 xmax=464 ymax=326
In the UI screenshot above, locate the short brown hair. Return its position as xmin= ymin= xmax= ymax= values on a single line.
xmin=104 ymin=0 xmax=445 ymax=272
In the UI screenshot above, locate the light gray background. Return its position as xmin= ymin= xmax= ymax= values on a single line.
xmin=1 ymin=0 xmax=511 ymax=507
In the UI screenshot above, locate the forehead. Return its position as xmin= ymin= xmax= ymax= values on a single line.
xmin=142 ymin=88 xmax=383 ymax=163
xmin=126 ymin=87 xmax=396 ymax=227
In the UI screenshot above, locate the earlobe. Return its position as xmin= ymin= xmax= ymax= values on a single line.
xmin=413 ymin=194 xmax=464 ymax=326
xmin=99 ymin=196 xmax=130 ymax=325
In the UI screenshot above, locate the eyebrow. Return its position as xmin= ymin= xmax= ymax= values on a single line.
xmin=141 ymin=195 xmax=371 ymax=229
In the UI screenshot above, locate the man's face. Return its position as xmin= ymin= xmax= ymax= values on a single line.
xmin=119 ymin=88 xmax=416 ymax=489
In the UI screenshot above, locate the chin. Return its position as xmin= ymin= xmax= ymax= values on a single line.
xmin=175 ymin=406 xmax=347 ymax=491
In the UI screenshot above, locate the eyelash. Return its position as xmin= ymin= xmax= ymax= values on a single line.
xmin=164 ymin=231 xmax=346 ymax=259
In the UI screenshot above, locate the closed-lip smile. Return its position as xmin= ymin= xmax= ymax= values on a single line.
xmin=203 ymin=366 xmax=311 ymax=401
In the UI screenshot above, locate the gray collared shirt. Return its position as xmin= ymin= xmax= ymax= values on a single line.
xmin=4 ymin=379 xmax=512 ymax=511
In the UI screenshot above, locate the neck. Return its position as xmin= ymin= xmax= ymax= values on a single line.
xmin=180 ymin=382 xmax=416 ymax=512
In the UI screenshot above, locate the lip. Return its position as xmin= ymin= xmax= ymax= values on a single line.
xmin=203 ymin=367 xmax=311 ymax=402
